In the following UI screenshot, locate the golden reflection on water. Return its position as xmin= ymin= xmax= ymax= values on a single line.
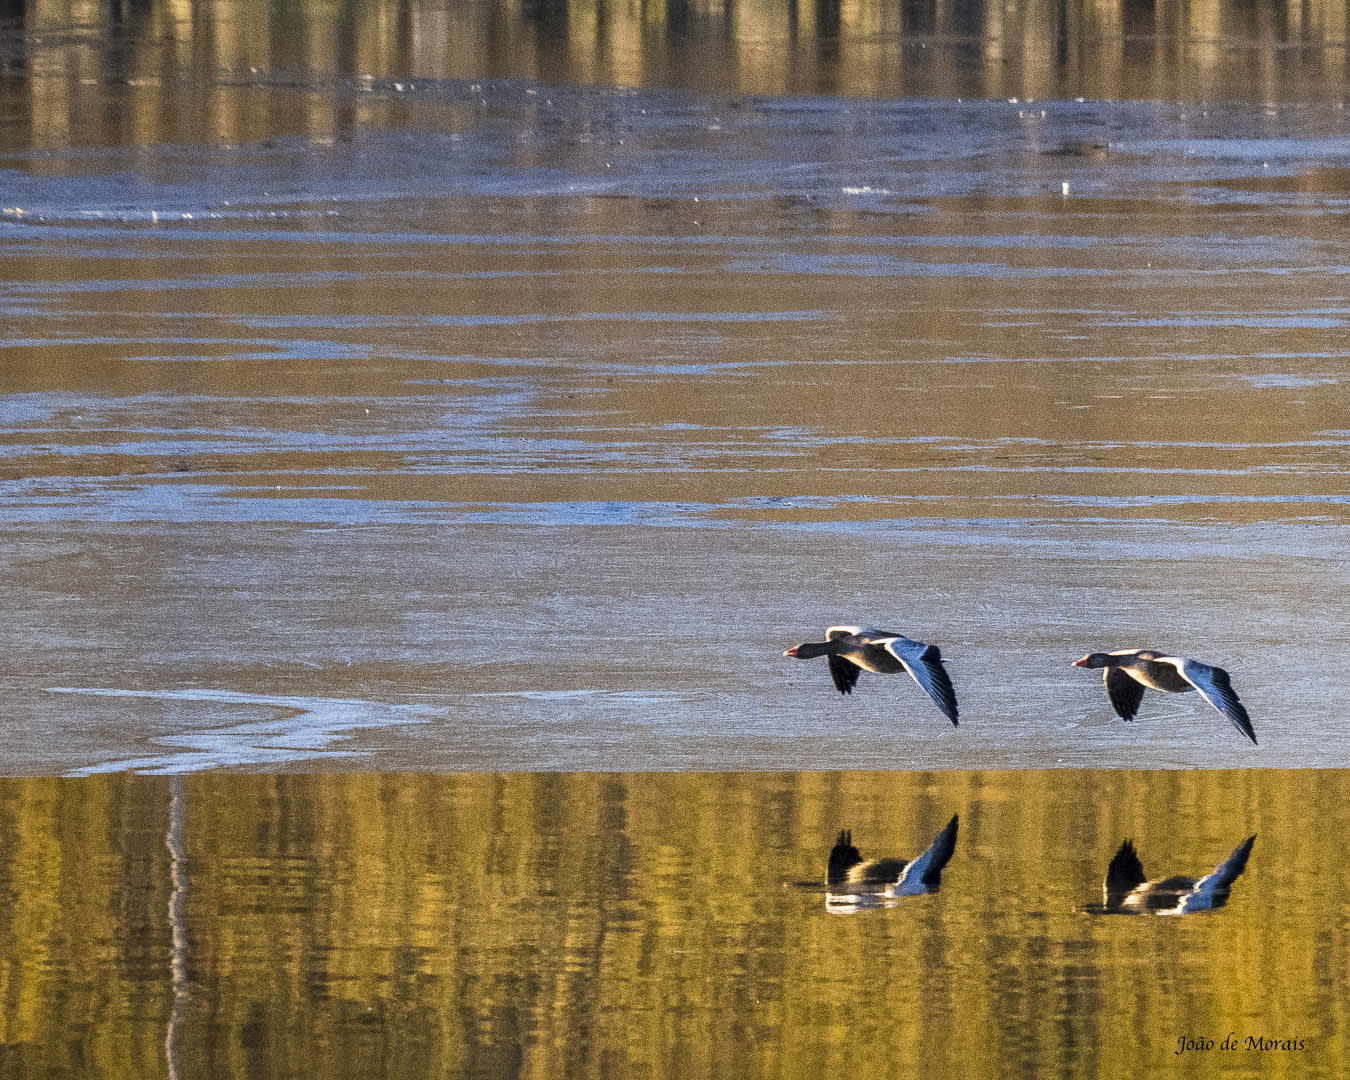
xmin=0 ymin=770 xmax=1345 ymax=1077
xmin=4 ymin=0 xmax=1350 ymax=153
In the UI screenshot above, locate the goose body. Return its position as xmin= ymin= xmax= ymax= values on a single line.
xmin=784 ymin=626 xmax=959 ymax=725
xmin=1072 ymin=649 xmax=1256 ymax=744
xmin=1093 ymin=835 xmax=1256 ymax=915
xmin=826 ymin=816 xmax=959 ymax=910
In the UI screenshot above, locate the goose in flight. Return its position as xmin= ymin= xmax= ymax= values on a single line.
xmin=784 ymin=626 xmax=959 ymax=725
xmin=1072 ymin=649 xmax=1256 ymax=744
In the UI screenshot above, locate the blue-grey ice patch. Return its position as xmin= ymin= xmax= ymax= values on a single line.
xmin=48 ymin=686 xmax=437 ymax=775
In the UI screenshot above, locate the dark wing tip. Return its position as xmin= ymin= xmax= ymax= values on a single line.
xmin=1211 ymin=834 xmax=1257 ymax=890
xmin=915 ymin=645 xmax=959 ymax=724
xmin=919 ymin=815 xmax=960 ymax=886
xmin=1201 ymin=665 xmax=1258 ymax=743
xmin=1230 ymin=703 xmax=1257 ymax=744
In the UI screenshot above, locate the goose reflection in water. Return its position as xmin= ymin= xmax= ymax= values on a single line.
xmin=824 ymin=815 xmax=959 ymax=912
xmin=1085 ymin=834 xmax=1256 ymax=916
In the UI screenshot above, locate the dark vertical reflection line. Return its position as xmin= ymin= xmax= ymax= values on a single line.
xmin=164 ymin=775 xmax=188 ymax=1080
xmin=816 ymin=0 xmax=841 ymax=63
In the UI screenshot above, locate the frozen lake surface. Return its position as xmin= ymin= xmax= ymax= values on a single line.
xmin=4 ymin=81 xmax=1350 ymax=772
xmin=3 ymin=2 xmax=1350 ymax=1076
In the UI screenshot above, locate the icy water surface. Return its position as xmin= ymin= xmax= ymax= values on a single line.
xmin=4 ymin=82 xmax=1350 ymax=771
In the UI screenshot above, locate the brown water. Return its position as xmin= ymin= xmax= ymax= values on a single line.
xmin=3 ymin=0 xmax=1350 ymax=1075
xmin=0 ymin=769 xmax=1341 ymax=1080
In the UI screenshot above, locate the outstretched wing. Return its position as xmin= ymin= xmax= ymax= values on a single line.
xmin=1103 ymin=667 xmax=1147 ymax=721
xmin=879 ymin=636 xmax=959 ymax=725
xmin=1175 ymin=834 xmax=1256 ymax=913
xmin=1180 ymin=660 xmax=1257 ymax=744
xmin=827 ymin=654 xmax=862 ymax=694
xmin=893 ymin=814 xmax=960 ymax=895
xmin=824 ymin=627 xmax=868 ymax=694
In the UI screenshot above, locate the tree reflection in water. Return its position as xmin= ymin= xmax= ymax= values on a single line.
xmin=0 ymin=771 xmax=1336 ymax=1078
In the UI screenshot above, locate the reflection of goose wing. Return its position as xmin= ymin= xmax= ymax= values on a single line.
xmin=1174 ymin=834 xmax=1257 ymax=913
xmin=1104 ymin=668 xmax=1147 ymax=722
xmin=879 ymin=636 xmax=959 ymax=725
xmin=892 ymin=815 xmax=960 ymax=896
xmin=1103 ymin=839 xmax=1147 ymax=907
xmin=1179 ymin=659 xmax=1257 ymax=744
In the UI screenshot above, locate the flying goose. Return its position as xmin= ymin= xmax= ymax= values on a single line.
xmin=1072 ymin=649 xmax=1256 ymax=744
